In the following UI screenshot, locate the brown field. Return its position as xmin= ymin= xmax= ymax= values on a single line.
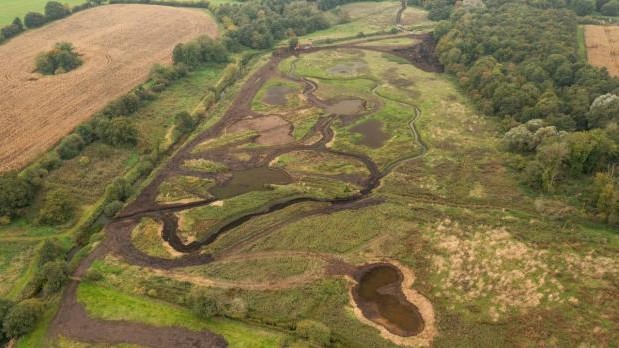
xmin=0 ymin=4 xmax=218 ymax=172
xmin=584 ymin=25 xmax=619 ymax=77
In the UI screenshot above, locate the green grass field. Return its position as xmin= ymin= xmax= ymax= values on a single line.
xmin=577 ymin=25 xmax=587 ymax=62
xmin=77 ymin=282 xmax=293 ymax=347
xmin=0 ymin=0 xmax=85 ymax=26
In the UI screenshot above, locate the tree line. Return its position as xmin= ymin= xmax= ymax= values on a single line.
xmin=0 ymin=1 xmax=103 ymax=44
xmin=214 ymin=0 xmax=331 ymax=49
xmin=436 ymin=2 xmax=619 ymax=223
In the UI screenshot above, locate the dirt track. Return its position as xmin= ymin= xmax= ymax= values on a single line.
xmin=0 ymin=4 xmax=218 ymax=172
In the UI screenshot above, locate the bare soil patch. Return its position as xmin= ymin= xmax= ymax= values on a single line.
xmin=585 ymin=25 xmax=619 ymax=77
xmin=228 ymin=115 xmax=294 ymax=145
xmin=0 ymin=4 xmax=218 ymax=172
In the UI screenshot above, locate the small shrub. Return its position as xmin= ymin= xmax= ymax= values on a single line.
xmin=45 ymin=1 xmax=70 ymax=20
xmin=40 ymin=260 xmax=67 ymax=296
xmin=106 ymin=178 xmax=131 ymax=202
xmin=2 ymin=299 xmax=44 ymax=338
xmin=57 ymin=133 xmax=85 ymax=160
xmin=1 ymin=18 xmax=24 ymax=39
xmin=103 ymin=200 xmax=124 ymax=217
xmin=135 ymin=159 xmax=155 ymax=178
xmin=296 ymin=320 xmax=331 ymax=346
xmin=37 ymin=189 xmax=74 ymax=225
xmin=76 ymin=123 xmax=96 ymax=144
xmin=78 ymin=156 xmax=91 ymax=167
xmin=84 ymin=269 xmax=103 ymax=282
xmin=39 ymin=152 xmax=62 ymax=171
xmin=36 ymin=240 xmax=65 ymax=267
xmin=174 ymin=111 xmax=196 ymax=134
xmin=0 ymin=299 xmax=13 ymax=342
xmin=223 ymin=297 xmax=248 ymax=319
xmin=94 ymin=118 xmax=138 ymax=147
xmin=36 ymin=42 xmax=82 ymax=75
xmin=0 ymin=172 xmax=35 ymax=217
xmin=24 ymin=12 xmax=48 ymax=29
xmin=191 ymin=293 xmax=219 ymax=319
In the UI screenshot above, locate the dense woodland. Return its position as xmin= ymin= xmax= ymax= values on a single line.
xmin=436 ymin=1 xmax=619 ymax=223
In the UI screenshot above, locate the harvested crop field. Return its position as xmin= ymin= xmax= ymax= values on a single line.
xmin=584 ymin=25 xmax=619 ymax=77
xmin=0 ymin=4 xmax=218 ymax=172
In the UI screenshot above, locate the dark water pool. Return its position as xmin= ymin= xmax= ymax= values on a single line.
xmin=355 ymin=264 xmax=424 ymax=336
xmin=350 ymin=119 xmax=388 ymax=148
xmin=209 ymin=167 xmax=292 ymax=199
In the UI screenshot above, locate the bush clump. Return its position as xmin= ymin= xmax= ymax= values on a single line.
xmin=45 ymin=1 xmax=70 ymax=20
xmin=36 ymin=42 xmax=82 ymax=75
xmin=24 ymin=12 xmax=48 ymax=29
xmin=37 ymin=189 xmax=74 ymax=225
xmin=2 ymin=299 xmax=44 ymax=338
xmin=296 ymin=320 xmax=331 ymax=346
xmin=191 ymin=292 xmax=219 ymax=319
xmin=103 ymin=200 xmax=124 ymax=218
xmin=0 ymin=172 xmax=35 ymax=219
xmin=1 ymin=17 xmax=24 ymax=40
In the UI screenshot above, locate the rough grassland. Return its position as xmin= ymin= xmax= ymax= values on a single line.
xmin=0 ymin=4 xmax=218 ymax=172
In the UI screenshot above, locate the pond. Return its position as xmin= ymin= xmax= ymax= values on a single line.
xmin=209 ymin=167 xmax=292 ymax=199
xmin=354 ymin=264 xmax=424 ymax=337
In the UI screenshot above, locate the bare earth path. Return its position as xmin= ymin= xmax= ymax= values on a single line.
xmin=0 ymin=4 xmax=218 ymax=172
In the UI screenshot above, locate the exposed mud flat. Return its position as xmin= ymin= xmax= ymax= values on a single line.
xmin=351 ymin=119 xmax=389 ymax=148
xmin=228 ymin=115 xmax=294 ymax=146
xmin=262 ymin=85 xmax=296 ymax=105
xmin=325 ymin=99 xmax=366 ymax=115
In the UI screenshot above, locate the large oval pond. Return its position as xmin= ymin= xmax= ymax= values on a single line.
xmin=354 ymin=264 xmax=424 ymax=337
